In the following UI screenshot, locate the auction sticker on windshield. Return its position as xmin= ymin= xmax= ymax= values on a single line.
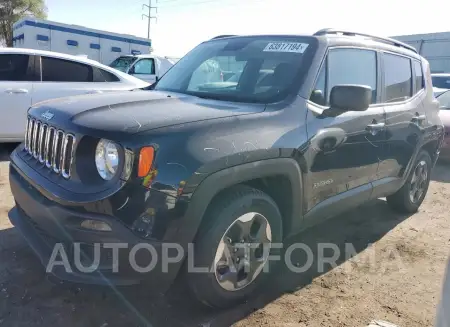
xmin=263 ymin=42 xmax=309 ymax=53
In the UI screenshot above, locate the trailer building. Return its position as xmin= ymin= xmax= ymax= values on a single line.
xmin=12 ymin=18 xmax=151 ymax=66
xmin=392 ymin=32 xmax=450 ymax=73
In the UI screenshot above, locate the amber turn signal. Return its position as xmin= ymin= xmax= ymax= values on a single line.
xmin=138 ymin=146 xmax=155 ymax=177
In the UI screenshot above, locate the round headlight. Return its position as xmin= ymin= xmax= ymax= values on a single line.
xmin=95 ymin=139 xmax=120 ymax=180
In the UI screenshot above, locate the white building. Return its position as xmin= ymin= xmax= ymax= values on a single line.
xmin=12 ymin=18 xmax=152 ymax=66
xmin=392 ymin=32 xmax=450 ymax=73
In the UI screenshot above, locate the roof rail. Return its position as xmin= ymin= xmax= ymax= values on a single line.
xmin=314 ymin=28 xmax=418 ymax=54
xmin=210 ymin=35 xmax=237 ymax=40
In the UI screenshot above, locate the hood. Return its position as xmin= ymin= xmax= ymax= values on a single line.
xmin=28 ymin=90 xmax=266 ymax=134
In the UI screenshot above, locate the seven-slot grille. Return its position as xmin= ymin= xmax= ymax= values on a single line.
xmin=24 ymin=117 xmax=76 ymax=179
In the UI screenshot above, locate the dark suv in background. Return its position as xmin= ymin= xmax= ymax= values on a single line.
xmin=8 ymin=29 xmax=444 ymax=308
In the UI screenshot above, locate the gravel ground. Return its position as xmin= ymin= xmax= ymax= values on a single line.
xmin=0 ymin=144 xmax=449 ymax=327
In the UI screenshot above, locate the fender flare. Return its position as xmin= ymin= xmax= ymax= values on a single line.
xmin=401 ymin=133 xmax=443 ymax=185
xmin=163 ymin=157 xmax=304 ymax=260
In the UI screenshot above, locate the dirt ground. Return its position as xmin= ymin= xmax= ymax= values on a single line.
xmin=1 ymin=144 xmax=449 ymax=327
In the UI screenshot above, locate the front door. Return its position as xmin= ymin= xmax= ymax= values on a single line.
xmin=305 ymin=47 xmax=385 ymax=215
xmin=0 ymin=54 xmax=35 ymax=141
xmin=129 ymin=58 xmax=156 ymax=83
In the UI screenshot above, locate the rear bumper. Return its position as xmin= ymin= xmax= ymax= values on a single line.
xmin=8 ymin=162 xmax=179 ymax=292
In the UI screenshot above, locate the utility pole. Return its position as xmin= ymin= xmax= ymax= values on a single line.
xmin=142 ymin=0 xmax=157 ymax=40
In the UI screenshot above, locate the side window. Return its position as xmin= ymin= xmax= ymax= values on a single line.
xmin=100 ymin=69 xmax=120 ymax=82
xmin=383 ymin=53 xmax=412 ymax=103
xmin=92 ymin=67 xmax=120 ymax=82
xmin=132 ymin=59 xmax=155 ymax=75
xmin=41 ymin=57 xmax=93 ymax=82
xmin=0 ymin=54 xmax=34 ymax=81
xmin=413 ymin=60 xmax=424 ymax=94
xmin=310 ymin=48 xmax=377 ymax=105
xmin=328 ymin=49 xmax=377 ymax=104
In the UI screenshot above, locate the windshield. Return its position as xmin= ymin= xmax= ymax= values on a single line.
xmin=154 ymin=36 xmax=316 ymax=103
xmin=438 ymin=90 xmax=450 ymax=109
xmin=432 ymin=76 xmax=450 ymax=89
xmin=109 ymin=56 xmax=137 ymax=72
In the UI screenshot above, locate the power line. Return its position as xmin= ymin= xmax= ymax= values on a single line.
xmin=159 ymin=0 xmax=225 ymax=8
xmin=142 ymin=0 xmax=158 ymax=39
xmin=158 ymin=0 xmax=266 ymax=9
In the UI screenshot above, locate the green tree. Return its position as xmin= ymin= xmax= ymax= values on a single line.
xmin=0 ymin=0 xmax=47 ymax=46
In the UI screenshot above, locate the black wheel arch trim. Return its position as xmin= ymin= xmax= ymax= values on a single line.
xmin=163 ymin=157 xmax=303 ymax=268
xmin=400 ymin=135 xmax=442 ymax=187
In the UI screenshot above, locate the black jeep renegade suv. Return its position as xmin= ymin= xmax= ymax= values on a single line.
xmin=8 ymin=29 xmax=444 ymax=308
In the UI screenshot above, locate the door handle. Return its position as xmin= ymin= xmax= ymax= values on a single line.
xmin=366 ymin=122 xmax=385 ymax=135
xmin=411 ymin=114 xmax=426 ymax=123
xmin=5 ymin=88 xmax=29 ymax=94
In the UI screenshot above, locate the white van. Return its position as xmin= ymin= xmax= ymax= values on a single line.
xmin=109 ymin=54 xmax=178 ymax=84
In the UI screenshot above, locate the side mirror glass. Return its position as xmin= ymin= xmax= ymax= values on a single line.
xmin=329 ymin=85 xmax=372 ymax=112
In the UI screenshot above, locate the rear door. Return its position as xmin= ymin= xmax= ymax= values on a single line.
xmin=32 ymin=55 xmax=130 ymax=105
xmin=0 ymin=53 xmax=36 ymax=141
xmin=375 ymin=53 xmax=425 ymax=186
xmin=129 ymin=58 xmax=156 ymax=83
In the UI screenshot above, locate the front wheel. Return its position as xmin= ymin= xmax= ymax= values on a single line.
xmin=387 ymin=150 xmax=432 ymax=213
xmin=187 ymin=185 xmax=282 ymax=308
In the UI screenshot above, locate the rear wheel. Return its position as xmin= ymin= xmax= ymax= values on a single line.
xmin=387 ymin=150 xmax=432 ymax=213
xmin=187 ymin=185 xmax=282 ymax=308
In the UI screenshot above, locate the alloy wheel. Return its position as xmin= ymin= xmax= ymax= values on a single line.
xmin=409 ymin=160 xmax=428 ymax=203
xmin=213 ymin=212 xmax=272 ymax=292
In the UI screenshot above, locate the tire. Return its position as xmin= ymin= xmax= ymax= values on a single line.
xmin=187 ymin=185 xmax=283 ymax=308
xmin=387 ymin=150 xmax=432 ymax=213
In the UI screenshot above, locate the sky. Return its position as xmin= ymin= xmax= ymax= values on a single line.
xmin=45 ymin=0 xmax=450 ymax=57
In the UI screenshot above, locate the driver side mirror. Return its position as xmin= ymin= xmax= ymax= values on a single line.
xmin=330 ymin=85 xmax=372 ymax=112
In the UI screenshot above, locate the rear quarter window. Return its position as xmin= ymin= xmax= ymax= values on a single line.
xmin=93 ymin=67 xmax=120 ymax=82
xmin=413 ymin=60 xmax=424 ymax=94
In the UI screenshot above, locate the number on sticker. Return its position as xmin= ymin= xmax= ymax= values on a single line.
xmin=263 ymin=42 xmax=309 ymax=53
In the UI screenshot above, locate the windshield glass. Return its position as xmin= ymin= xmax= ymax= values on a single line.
xmin=432 ymin=76 xmax=450 ymax=89
xmin=438 ymin=91 xmax=450 ymax=109
xmin=154 ymin=36 xmax=316 ymax=103
xmin=109 ymin=56 xmax=137 ymax=72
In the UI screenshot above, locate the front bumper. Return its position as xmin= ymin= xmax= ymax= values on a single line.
xmin=8 ymin=162 xmax=179 ymax=292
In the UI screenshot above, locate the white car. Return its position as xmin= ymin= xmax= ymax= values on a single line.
xmin=109 ymin=54 xmax=178 ymax=84
xmin=0 ymin=48 xmax=149 ymax=142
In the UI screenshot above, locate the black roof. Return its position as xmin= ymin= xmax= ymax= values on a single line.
xmin=314 ymin=28 xmax=417 ymax=53
xmin=208 ymin=30 xmax=422 ymax=59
